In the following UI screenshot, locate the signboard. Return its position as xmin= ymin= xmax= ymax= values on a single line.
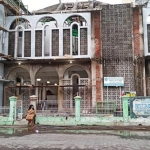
xmin=121 ymin=91 xmax=136 ymax=97
xmin=130 ymin=97 xmax=150 ymax=118
xmin=104 ymin=77 xmax=124 ymax=87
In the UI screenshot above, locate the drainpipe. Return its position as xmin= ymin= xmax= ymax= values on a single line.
xmin=74 ymin=95 xmax=81 ymax=122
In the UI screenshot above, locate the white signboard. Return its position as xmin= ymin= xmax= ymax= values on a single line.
xmin=104 ymin=77 xmax=124 ymax=87
xmin=133 ymin=99 xmax=150 ymax=116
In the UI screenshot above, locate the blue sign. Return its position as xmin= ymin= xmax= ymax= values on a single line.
xmin=130 ymin=97 xmax=150 ymax=118
xmin=104 ymin=77 xmax=124 ymax=87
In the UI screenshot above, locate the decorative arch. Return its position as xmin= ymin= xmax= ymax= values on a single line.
xmin=71 ymin=73 xmax=80 ymax=85
xmin=36 ymin=16 xmax=58 ymax=29
xmin=6 ymin=66 xmax=30 ymax=79
xmin=63 ymin=64 xmax=90 ymax=79
xmin=63 ymin=15 xmax=87 ymax=27
xmin=35 ymin=66 xmax=59 ymax=85
xmin=9 ymin=18 xmax=31 ymax=30
xmin=35 ymin=65 xmax=59 ymax=77
xmin=6 ymin=66 xmax=31 ymax=86
xmin=15 ymin=25 xmax=25 ymax=30
xmin=35 ymin=66 xmax=59 ymax=100
xmin=71 ymin=73 xmax=80 ymax=79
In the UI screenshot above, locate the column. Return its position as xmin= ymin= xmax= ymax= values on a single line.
xmin=30 ymin=95 xmax=38 ymax=113
xmin=0 ymin=63 xmax=4 ymax=106
xmin=91 ymin=61 xmax=96 ymax=107
xmin=122 ymin=96 xmax=129 ymax=122
xmin=9 ymin=96 xmax=18 ymax=121
xmin=74 ymin=95 xmax=81 ymax=122
xmin=58 ymin=76 xmax=63 ymax=112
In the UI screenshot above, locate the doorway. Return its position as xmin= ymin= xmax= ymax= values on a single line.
xmin=72 ymin=74 xmax=79 ymax=108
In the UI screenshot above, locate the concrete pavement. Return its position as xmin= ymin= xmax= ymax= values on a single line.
xmin=0 ymin=130 xmax=150 ymax=150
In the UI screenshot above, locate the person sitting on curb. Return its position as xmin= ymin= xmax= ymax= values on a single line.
xmin=26 ymin=104 xmax=36 ymax=126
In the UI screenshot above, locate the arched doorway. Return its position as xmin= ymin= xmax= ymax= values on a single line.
xmin=62 ymin=65 xmax=89 ymax=112
xmin=35 ymin=66 xmax=59 ymax=112
xmin=7 ymin=67 xmax=31 ymax=86
xmin=6 ymin=67 xmax=31 ymax=116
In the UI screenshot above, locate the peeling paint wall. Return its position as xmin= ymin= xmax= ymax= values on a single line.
xmin=133 ymin=7 xmax=145 ymax=96
xmin=0 ymin=5 xmax=5 ymax=53
xmin=93 ymin=11 xmax=102 ymax=103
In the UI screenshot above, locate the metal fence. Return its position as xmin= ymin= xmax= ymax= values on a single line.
xmin=36 ymin=99 xmax=123 ymax=117
xmin=16 ymin=100 xmax=23 ymax=120
xmin=80 ymin=101 xmax=123 ymax=117
xmin=36 ymin=100 xmax=58 ymax=116
xmin=0 ymin=106 xmax=10 ymax=117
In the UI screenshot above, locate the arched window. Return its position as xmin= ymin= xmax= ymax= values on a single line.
xmin=9 ymin=18 xmax=31 ymax=30
xmin=17 ymin=26 xmax=23 ymax=57
xmin=44 ymin=25 xmax=50 ymax=56
xmin=72 ymin=24 xmax=79 ymax=55
xmin=63 ymin=15 xmax=88 ymax=56
xmin=36 ymin=17 xmax=57 ymax=29
xmin=63 ymin=15 xmax=87 ymax=27
xmin=8 ymin=18 xmax=31 ymax=58
xmin=35 ymin=17 xmax=58 ymax=57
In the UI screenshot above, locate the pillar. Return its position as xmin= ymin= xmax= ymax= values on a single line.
xmin=0 ymin=63 xmax=4 ymax=106
xmin=74 ymin=95 xmax=81 ymax=122
xmin=122 ymin=96 xmax=129 ymax=122
xmin=58 ymin=76 xmax=63 ymax=112
xmin=91 ymin=61 xmax=96 ymax=107
xmin=30 ymin=95 xmax=38 ymax=113
xmin=9 ymin=96 xmax=18 ymax=121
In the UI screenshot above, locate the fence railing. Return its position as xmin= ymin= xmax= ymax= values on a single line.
xmin=0 ymin=106 xmax=10 ymax=117
xmin=36 ymin=99 xmax=123 ymax=117
xmin=81 ymin=101 xmax=123 ymax=117
xmin=36 ymin=100 xmax=58 ymax=116
xmin=16 ymin=100 xmax=23 ymax=120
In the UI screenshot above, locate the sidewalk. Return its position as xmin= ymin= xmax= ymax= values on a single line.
xmin=0 ymin=123 xmax=150 ymax=131
xmin=0 ymin=131 xmax=150 ymax=150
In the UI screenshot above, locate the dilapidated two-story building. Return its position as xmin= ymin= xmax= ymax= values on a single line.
xmin=0 ymin=0 xmax=145 ymax=117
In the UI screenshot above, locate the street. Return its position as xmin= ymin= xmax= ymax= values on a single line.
xmin=0 ymin=126 xmax=150 ymax=150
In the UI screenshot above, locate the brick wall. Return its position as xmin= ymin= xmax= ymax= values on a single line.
xmin=94 ymin=11 xmax=102 ymax=101
xmin=133 ymin=8 xmax=144 ymax=96
xmin=133 ymin=8 xmax=140 ymax=56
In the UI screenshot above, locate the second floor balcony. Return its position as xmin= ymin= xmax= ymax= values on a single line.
xmin=5 ymin=13 xmax=91 ymax=59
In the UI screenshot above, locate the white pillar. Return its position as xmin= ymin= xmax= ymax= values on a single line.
xmin=0 ymin=63 xmax=4 ymax=106
xmin=30 ymin=95 xmax=38 ymax=113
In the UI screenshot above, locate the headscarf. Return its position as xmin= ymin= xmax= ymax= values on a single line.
xmin=28 ymin=104 xmax=33 ymax=110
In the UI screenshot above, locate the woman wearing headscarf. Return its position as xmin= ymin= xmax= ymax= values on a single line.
xmin=26 ymin=104 xmax=35 ymax=125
